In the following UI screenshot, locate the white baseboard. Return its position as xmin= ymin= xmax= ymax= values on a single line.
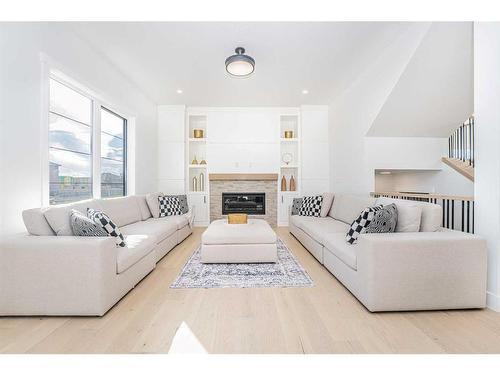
xmin=487 ymin=291 xmax=500 ymax=311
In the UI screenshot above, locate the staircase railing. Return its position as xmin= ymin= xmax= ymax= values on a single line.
xmin=448 ymin=116 xmax=474 ymax=167
xmin=371 ymin=191 xmax=474 ymax=233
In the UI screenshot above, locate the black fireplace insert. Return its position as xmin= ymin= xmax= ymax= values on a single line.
xmin=222 ymin=192 xmax=265 ymax=215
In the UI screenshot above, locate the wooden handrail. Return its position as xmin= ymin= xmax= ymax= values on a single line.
xmin=371 ymin=191 xmax=474 ymax=202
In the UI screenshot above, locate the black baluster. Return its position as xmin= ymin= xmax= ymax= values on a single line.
xmin=451 ymin=200 xmax=455 ymax=230
xmin=467 ymin=201 xmax=470 ymax=233
xmin=442 ymin=199 xmax=445 ymax=227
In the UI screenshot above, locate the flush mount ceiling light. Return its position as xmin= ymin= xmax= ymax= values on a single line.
xmin=176 ymin=89 xmax=183 ymax=94
xmin=225 ymin=47 xmax=255 ymax=77
xmin=302 ymin=89 xmax=309 ymax=95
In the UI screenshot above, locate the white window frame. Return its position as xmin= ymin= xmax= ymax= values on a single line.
xmin=40 ymin=54 xmax=136 ymax=206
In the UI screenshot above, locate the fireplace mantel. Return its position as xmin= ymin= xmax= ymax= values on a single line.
xmin=209 ymin=173 xmax=278 ymax=181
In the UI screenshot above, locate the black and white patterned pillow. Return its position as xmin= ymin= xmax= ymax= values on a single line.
xmin=298 ymin=195 xmax=323 ymax=217
xmin=366 ymin=204 xmax=398 ymax=234
xmin=346 ymin=205 xmax=383 ymax=244
xmin=70 ymin=209 xmax=108 ymax=237
xmin=87 ymin=208 xmax=126 ymax=247
xmin=177 ymin=194 xmax=189 ymax=214
xmin=158 ymin=195 xmax=183 ymax=217
xmin=291 ymin=198 xmax=303 ymax=215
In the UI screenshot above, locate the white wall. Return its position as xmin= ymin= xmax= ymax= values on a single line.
xmin=0 ymin=23 xmax=158 ymax=235
xmin=474 ymin=22 xmax=500 ymax=311
xmin=374 ymin=166 xmax=474 ymax=196
xmin=205 ymin=108 xmax=280 ymax=173
xmin=329 ymin=23 xmax=431 ymax=194
xmin=157 ymin=105 xmax=185 ymax=194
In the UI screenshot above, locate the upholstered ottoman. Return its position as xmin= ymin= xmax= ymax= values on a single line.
xmin=201 ymin=219 xmax=277 ymax=263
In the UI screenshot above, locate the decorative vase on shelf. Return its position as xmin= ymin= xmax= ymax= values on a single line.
xmin=192 ymin=176 xmax=198 ymax=192
xmin=193 ymin=129 xmax=204 ymax=138
xmin=284 ymin=130 xmax=294 ymax=139
xmin=281 ymin=175 xmax=287 ymax=191
xmin=199 ymin=172 xmax=205 ymax=192
xmin=191 ymin=155 xmax=198 ymax=165
xmin=200 ymin=159 xmax=207 ymax=165
xmin=290 ymin=175 xmax=296 ymax=191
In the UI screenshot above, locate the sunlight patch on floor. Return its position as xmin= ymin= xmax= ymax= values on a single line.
xmin=168 ymin=322 xmax=208 ymax=354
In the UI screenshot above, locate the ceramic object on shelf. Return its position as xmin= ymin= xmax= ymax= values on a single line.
xmin=281 ymin=175 xmax=287 ymax=191
xmin=192 ymin=176 xmax=198 ymax=192
xmin=199 ymin=172 xmax=205 ymax=192
xmin=193 ymin=129 xmax=204 ymax=138
xmin=290 ymin=175 xmax=296 ymax=191
xmin=191 ymin=155 xmax=198 ymax=165
xmin=200 ymin=159 xmax=207 ymax=165
xmin=284 ymin=130 xmax=294 ymax=139
xmin=282 ymin=152 xmax=293 ymax=165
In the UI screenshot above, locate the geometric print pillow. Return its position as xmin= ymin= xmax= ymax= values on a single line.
xmin=298 ymin=195 xmax=323 ymax=217
xmin=346 ymin=205 xmax=383 ymax=244
xmin=291 ymin=197 xmax=303 ymax=215
xmin=87 ymin=208 xmax=126 ymax=247
xmin=365 ymin=204 xmax=398 ymax=234
xmin=158 ymin=195 xmax=183 ymax=217
xmin=70 ymin=209 xmax=108 ymax=237
xmin=177 ymin=194 xmax=189 ymax=214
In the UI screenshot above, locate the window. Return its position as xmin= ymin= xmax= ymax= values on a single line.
xmin=48 ymin=77 xmax=128 ymax=205
xmin=49 ymin=78 xmax=93 ymax=205
xmin=100 ymin=107 xmax=127 ymax=198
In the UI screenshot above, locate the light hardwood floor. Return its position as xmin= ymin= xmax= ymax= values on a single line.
xmin=2 ymin=227 xmax=500 ymax=354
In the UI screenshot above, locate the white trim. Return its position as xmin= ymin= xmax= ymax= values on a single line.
xmin=40 ymin=59 xmax=50 ymax=206
xmin=487 ymin=291 xmax=500 ymax=312
xmin=92 ymin=101 xmax=101 ymax=198
xmin=127 ymin=117 xmax=136 ymax=196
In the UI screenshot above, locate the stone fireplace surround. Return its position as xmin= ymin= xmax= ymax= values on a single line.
xmin=209 ymin=174 xmax=278 ymax=226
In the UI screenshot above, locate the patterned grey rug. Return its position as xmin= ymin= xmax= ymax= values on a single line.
xmin=170 ymin=238 xmax=314 ymax=289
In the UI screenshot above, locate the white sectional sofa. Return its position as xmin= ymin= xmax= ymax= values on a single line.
xmin=0 ymin=194 xmax=193 ymax=316
xmin=289 ymin=194 xmax=488 ymax=312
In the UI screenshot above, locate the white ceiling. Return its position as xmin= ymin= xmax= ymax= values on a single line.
xmin=71 ymin=22 xmax=418 ymax=106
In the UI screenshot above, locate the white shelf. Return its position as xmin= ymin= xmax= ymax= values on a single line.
xmin=281 ymin=164 xmax=299 ymax=168
xmin=188 ymin=138 xmax=207 ymax=142
xmin=280 ymin=138 xmax=299 ymax=142
xmin=188 ymin=164 xmax=207 ymax=168
xmin=188 ymin=191 xmax=207 ymax=195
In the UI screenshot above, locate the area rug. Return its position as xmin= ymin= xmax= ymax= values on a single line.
xmin=170 ymin=238 xmax=314 ymax=289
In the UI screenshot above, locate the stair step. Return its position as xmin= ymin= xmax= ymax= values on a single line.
xmin=441 ymin=157 xmax=474 ymax=182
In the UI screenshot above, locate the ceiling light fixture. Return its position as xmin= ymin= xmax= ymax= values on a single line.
xmin=302 ymin=89 xmax=309 ymax=94
xmin=176 ymin=89 xmax=183 ymax=94
xmin=225 ymin=47 xmax=255 ymax=77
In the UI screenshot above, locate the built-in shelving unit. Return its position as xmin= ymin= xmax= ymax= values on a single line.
xmin=186 ymin=111 xmax=210 ymax=226
xmin=278 ymin=113 xmax=301 ymax=226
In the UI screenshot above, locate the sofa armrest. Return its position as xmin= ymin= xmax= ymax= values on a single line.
xmin=186 ymin=207 xmax=195 ymax=227
xmin=0 ymin=235 xmax=117 ymax=314
xmin=355 ymin=232 xmax=487 ymax=310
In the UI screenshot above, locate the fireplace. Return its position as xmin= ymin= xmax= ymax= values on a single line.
xmin=222 ymin=192 xmax=265 ymax=215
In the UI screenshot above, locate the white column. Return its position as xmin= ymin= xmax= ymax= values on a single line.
xmin=474 ymin=22 xmax=500 ymax=311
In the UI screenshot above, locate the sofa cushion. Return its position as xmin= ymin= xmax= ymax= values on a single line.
xmin=87 ymin=208 xmax=126 ymax=247
xmin=120 ymin=217 xmax=179 ymax=244
xmin=290 ymin=216 xmax=349 ymax=245
xmin=393 ymin=204 xmax=422 ymax=232
xmin=70 ymin=209 xmax=108 ymax=236
xmin=320 ymin=193 xmax=335 ymax=217
xmin=346 ymin=205 xmax=383 ymax=244
xmin=298 ymin=195 xmax=323 ymax=217
xmin=323 ymin=232 xmax=357 ymax=270
xmin=22 ymin=208 xmax=55 ymax=236
xmin=329 ymin=194 xmax=377 ymax=224
xmin=291 ymin=198 xmax=303 ymax=215
xmin=136 ymin=195 xmax=152 ymax=220
xmin=117 ymin=234 xmax=156 ymax=273
xmin=375 ymin=197 xmax=441 ymax=232
xmin=365 ymin=204 xmax=398 ymax=234
xmin=44 ymin=199 xmax=102 ymax=236
xmin=159 ymin=195 xmax=183 ymax=217
xmin=146 ymin=192 xmax=163 ymax=218
xmin=99 ymin=196 xmax=142 ymax=227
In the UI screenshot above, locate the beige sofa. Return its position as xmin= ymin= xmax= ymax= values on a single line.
xmin=0 ymin=194 xmax=193 ymax=316
xmin=289 ymin=194 xmax=487 ymax=312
